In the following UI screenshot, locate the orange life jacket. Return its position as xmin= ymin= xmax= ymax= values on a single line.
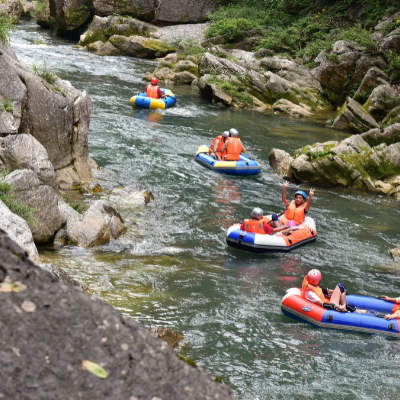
xmin=243 ymin=219 xmax=265 ymax=234
xmin=282 ymin=200 xmax=306 ymax=225
xmin=146 ymin=84 xmax=159 ymax=99
xmin=301 ymin=277 xmax=329 ymax=303
xmin=225 ymin=138 xmax=242 ymax=161
xmin=209 ymin=136 xmax=226 ymax=156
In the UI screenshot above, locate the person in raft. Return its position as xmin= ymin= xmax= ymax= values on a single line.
xmin=379 ymin=295 xmax=400 ymax=320
xmin=209 ymin=131 xmax=230 ymax=160
xmin=219 ymin=128 xmax=246 ymax=161
xmin=272 ymin=181 xmax=315 ymax=227
xmin=240 ymin=208 xmax=293 ymax=235
xmin=302 ymin=269 xmax=357 ymax=313
xmin=146 ymin=78 xmax=166 ymax=99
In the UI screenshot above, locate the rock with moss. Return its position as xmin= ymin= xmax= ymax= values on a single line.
xmin=332 ymin=97 xmax=379 ymax=133
xmin=173 ymin=71 xmax=197 ymax=84
xmin=0 ymin=0 xmax=24 ymax=23
xmin=380 ymin=33 xmax=400 ymax=54
xmin=20 ymin=0 xmax=38 ymax=18
xmin=149 ymin=327 xmax=189 ymax=353
xmin=174 ymin=59 xmax=199 ymax=76
xmin=155 ymin=0 xmax=217 ymax=23
xmin=95 ymin=41 xmax=122 ymax=56
xmin=36 ymin=0 xmax=50 ymax=28
xmin=382 ymin=106 xmax=400 ymax=126
xmin=109 ymin=35 xmax=175 ymax=58
xmin=49 ymin=0 xmax=94 ymax=36
xmin=353 ymin=67 xmax=389 ymax=104
xmin=273 ymin=99 xmax=313 ymax=117
xmin=154 ymin=67 xmax=176 ymax=82
xmin=78 ymin=15 xmax=158 ymax=47
xmin=88 ymin=40 xmax=104 ymax=51
xmin=361 ymin=124 xmax=400 ymax=147
xmin=93 ymin=0 xmax=155 ymax=21
xmin=364 ymin=84 xmax=399 ymax=121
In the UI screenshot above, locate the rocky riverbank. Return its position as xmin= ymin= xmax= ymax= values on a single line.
xmin=0 ymin=229 xmax=235 ymax=400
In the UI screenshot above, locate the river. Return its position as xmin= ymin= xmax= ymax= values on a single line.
xmin=11 ymin=20 xmax=400 ymax=400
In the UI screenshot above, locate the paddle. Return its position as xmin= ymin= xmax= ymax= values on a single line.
xmin=245 ymin=149 xmax=263 ymax=151
xmin=166 ymin=94 xmax=180 ymax=104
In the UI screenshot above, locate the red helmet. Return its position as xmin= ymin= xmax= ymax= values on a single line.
xmin=150 ymin=77 xmax=158 ymax=85
xmin=307 ymin=269 xmax=322 ymax=285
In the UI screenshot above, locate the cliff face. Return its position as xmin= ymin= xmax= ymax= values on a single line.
xmin=0 ymin=229 xmax=236 ymax=400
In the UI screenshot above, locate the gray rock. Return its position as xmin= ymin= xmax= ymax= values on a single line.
xmin=49 ymin=0 xmax=94 ymax=35
xmin=268 ymin=148 xmax=293 ymax=178
xmin=155 ymin=0 xmax=217 ymax=23
xmin=174 ymin=59 xmax=198 ymax=75
xmin=365 ymin=84 xmax=397 ymax=121
xmin=390 ymin=248 xmax=400 ymax=262
xmin=272 ymin=99 xmax=313 ymax=117
xmin=382 ymin=106 xmax=400 ymax=126
xmin=96 ymin=41 xmax=123 ymax=56
xmin=88 ymin=41 xmax=105 ymax=51
xmin=0 ymin=229 xmax=236 ymax=400
xmin=374 ymin=180 xmax=393 ymax=194
xmin=0 ymin=134 xmax=57 ymax=190
xmin=332 ymin=98 xmax=380 ymax=133
xmin=173 ymin=71 xmax=197 ymax=84
xmin=331 ymin=135 xmax=370 ymax=155
xmin=375 ymin=11 xmax=400 ymax=31
xmin=362 ymin=124 xmax=400 ymax=147
xmin=154 ymin=67 xmax=176 ymax=81
xmin=20 ymin=0 xmax=37 ymax=17
xmin=4 ymin=169 xmax=66 ymax=243
xmin=109 ymin=35 xmax=175 ymax=58
xmin=40 ymin=263 xmax=82 ymax=287
xmin=0 ymin=0 xmax=23 ymax=22
xmin=380 ymin=35 xmax=400 ymax=54
xmin=93 ymin=0 xmax=155 ymax=21
xmin=36 ymin=0 xmax=50 ymax=28
xmin=0 ymin=200 xmax=40 ymax=264
xmin=108 ymin=185 xmax=154 ymax=206
xmin=290 ymin=154 xmax=317 ymax=183
xmin=353 ymin=67 xmax=389 ymax=104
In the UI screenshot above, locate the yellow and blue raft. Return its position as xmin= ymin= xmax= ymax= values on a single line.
xmin=194 ymin=145 xmax=260 ymax=176
xmin=130 ymin=89 xmax=176 ymax=110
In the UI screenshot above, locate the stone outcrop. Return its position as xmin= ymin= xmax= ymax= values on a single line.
xmin=353 ymin=67 xmax=389 ymax=104
xmin=273 ymin=99 xmax=313 ymax=117
xmin=0 ymin=229 xmax=236 ymax=400
xmin=0 ymin=200 xmax=40 ymax=264
xmin=49 ymin=0 xmax=94 ymax=36
xmin=108 ymin=186 xmax=154 ymax=206
xmin=0 ymin=43 xmax=94 ymax=190
xmin=268 ymin=148 xmax=293 ymax=178
xmin=78 ymin=15 xmax=157 ymax=47
xmin=332 ymin=98 xmax=379 ymax=133
xmin=20 ymin=0 xmax=38 ymax=18
xmin=36 ymin=0 xmax=51 ymax=29
xmin=93 ymin=0 xmax=156 ymax=21
xmin=155 ymin=0 xmax=217 ymax=23
xmin=0 ymin=0 xmax=23 ymax=22
xmin=364 ymin=84 xmax=398 ymax=121
xmin=361 ymin=124 xmax=400 ymax=147
xmin=58 ymin=199 xmax=126 ymax=247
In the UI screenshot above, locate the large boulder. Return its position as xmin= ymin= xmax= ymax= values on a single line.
xmin=268 ymin=148 xmax=293 ymax=178
xmin=61 ymin=200 xmax=126 ymax=247
xmin=109 ymin=35 xmax=175 ymax=58
xmin=4 ymin=169 xmax=66 ymax=243
xmin=36 ymin=0 xmax=51 ymax=29
xmin=0 ymin=200 xmax=40 ymax=264
xmin=0 ymin=43 xmax=94 ymax=189
xmin=0 ymin=0 xmax=24 ymax=22
xmin=49 ymin=0 xmax=94 ymax=36
xmin=332 ymin=98 xmax=379 ymax=133
xmin=20 ymin=0 xmax=38 ymax=17
xmin=273 ymin=99 xmax=313 ymax=117
xmin=364 ymin=84 xmax=398 ymax=121
xmin=78 ymin=15 xmax=157 ymax=47
xmin=93 ymin=0 xmax=155 ymax=21
xmin=0 ymin=134 xmax=57 ymax=190
xmin=155 ymin=0 xmax=217 ymax=23
xmin=0 ymin=229 xmax=236 ymax=400
xmin=380 ymin=34 xmax=400 ymax=54
xmin=353 ymin=67 xmax=389 ymax=104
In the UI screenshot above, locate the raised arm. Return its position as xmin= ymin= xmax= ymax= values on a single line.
xmin=282 ymin=181 xmax=290 ymax=207
xmin=305 ymin=188 xmax=315 ymax=212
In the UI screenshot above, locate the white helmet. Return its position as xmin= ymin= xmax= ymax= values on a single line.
xmin=222 ymin=131 xmax=230 ymax=138
xmin=251 ymin=207 xmax=263 ymax=220
xmin=229 ymin=128 xmax=239 ymax=137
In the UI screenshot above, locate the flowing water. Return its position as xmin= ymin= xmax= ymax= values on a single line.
xmin=11 ymin=20 xmax=400 ymax=400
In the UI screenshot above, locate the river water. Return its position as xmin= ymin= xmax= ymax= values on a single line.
xmin=11 ymin=20 xmax=400 ymax=400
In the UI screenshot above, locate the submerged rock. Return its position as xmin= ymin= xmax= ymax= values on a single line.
xmin=108 ymin=186 xmax=154 ymax=206
xmin=390 ymin=248 xmax=400 ymax=262
xmin=149 ymin=327 xmax=189 ymax=353
xmin=0 ymin=230 xmax=236 ymax=400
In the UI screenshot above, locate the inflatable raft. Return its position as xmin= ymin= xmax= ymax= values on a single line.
xmin=194 ymin=145 xmax=260 ymax=176
xmin=226 ymin=216 xmax=316 ymax=253
xmin=282 ymin=288 xmax=400 ymax=338
xmin=130 ymin=89 xmax=176 ymax=110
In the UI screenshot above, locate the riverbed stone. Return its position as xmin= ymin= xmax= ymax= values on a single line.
xmin=155 ymin=0 xmax=217 ymax=23
xmin=332 ymin=98 xmax=379 ymax=133
xmin=4 ymin=169 xmax=66 ymax=243
xmin=93 ymin=0 xmax=155 ymax=21
xmin=0 ymin=200 xmax=40 ymax=264
xmin=0 ymin=229 xmax=236 ymax=400
xmin=268 ymin=148 xmax=293 ymax=178
xmin=390 ymin=248 xmax=400 ymax=262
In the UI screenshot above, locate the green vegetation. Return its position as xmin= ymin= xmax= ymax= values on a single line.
xmin=0 ymin=172 xmax=35 ymax=225
xmin=32 ymin=60 xmax=58 ymax=85
xmin=35 ymin=0 xmax=47 ymax=13
xmin=177 ymin=38 xmax=206 ymax=60
xmin=206 ymin=75 xmax=254 ymax=105
xmin=0 ymin=97 xmax=14 ymax=113
xmin=0 ymin=15 xmax=13 ymax=44
xmin=206 ymin=1 xmax=399 ymax=58
xmin=386 ymin=50 xmax=400 ymax=82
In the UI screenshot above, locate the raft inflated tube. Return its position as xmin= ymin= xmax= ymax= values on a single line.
xmin=194 ymin=145 xmax=260 ymax=176
xmin=226 ymin=216 xmax=317 ymax=253
xmin=130 ymin=89 xmax=176 ymax=110
xmin=281 ymin=288 xmax=400 ymax=339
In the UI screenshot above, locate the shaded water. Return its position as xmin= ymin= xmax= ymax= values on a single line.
xmin=12 ymin=20 xmax=400 ymax=400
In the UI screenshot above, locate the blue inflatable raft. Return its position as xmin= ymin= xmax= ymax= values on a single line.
xmin=130 ymin=89 xmax=176 ymax=110
xmin=282 ymin=288 xmax=400 ymax=338
xmin=194 ymin=145 xmax=260 ymax=176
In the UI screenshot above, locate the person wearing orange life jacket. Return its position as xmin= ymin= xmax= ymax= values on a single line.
xmin=379 ymin=295 xmax=400 ymax=319
xmin=219 ymin=128 xmax=246 ymax=161
xmin=273 ymin=181 xmax=315 ymax=227
xmin=240 ymin=208 xmax=293 ymax=235
xmin=302 ymin=269 xmax=356 ymax=312
xmin=209 ymin=131 xmax=229 ymax=160
xmin=146 ymin=78 xmax=166 ymax=99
